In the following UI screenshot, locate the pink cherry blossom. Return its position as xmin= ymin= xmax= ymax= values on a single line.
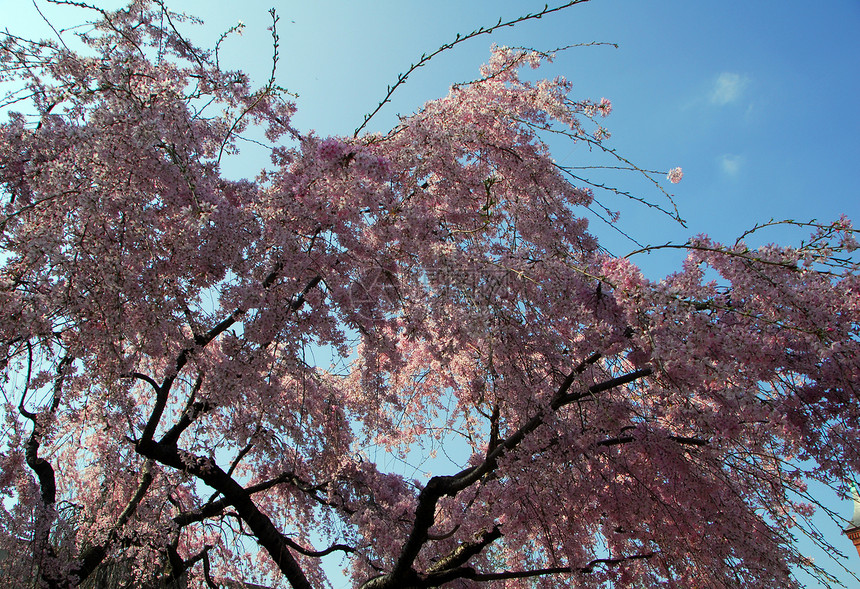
xmin=598 ymin=97 xmax=613 ymax=116
xmin=667 ymin=166 xmax=684 ymax=183
xmin=0 ymin=3 xmax=857 ymax=589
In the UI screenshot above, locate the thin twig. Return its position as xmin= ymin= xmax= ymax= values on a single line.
xmin=354 ymin=1 xmax=593 ymax=137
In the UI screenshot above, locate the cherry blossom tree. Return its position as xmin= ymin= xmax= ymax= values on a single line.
xmin=1 ymin=1 xmax=859 ymax=588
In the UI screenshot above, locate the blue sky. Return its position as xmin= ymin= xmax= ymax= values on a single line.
xmin=4 ymin=0 xmax=860 ymax=586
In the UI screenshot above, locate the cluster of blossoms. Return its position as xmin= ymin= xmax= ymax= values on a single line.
xmin=0 ymin=3 xmax=857 ymax=589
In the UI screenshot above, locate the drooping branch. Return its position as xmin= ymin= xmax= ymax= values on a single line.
xmin=624 ymin=242 xmax=802 ymax=272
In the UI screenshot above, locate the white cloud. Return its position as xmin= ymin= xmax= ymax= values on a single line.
xmin=719 ymin=154 xmax=743 ymax=177
xmin=710 ymin=73 xmax=749 ymax=106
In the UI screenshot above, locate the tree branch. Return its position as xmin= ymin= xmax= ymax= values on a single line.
xmin=136 ymin=439 xmax=312 ymax=589
xmin=446 ymin=551 xmax=656 ymax=583
xmin=369 ymin=363 xmax=652 ymax=588
xmin=69 ymin=458 xmax=156 ymax=584
xmin=354 ymin=1 xmax=593 ymax=136
xmin=425 ymin=526 xmax=502 ymax=576
xmin=173 ymin=470 xmax=327 ymax=527
xmin=140 ymin=271 xmax=320 ymax=444
xmin=19 ymin=354 xmax=72 ymax=589
xmin=283 ymin=538 xmax=355 ymax=558
xmin=158 ymin=374 xmax=206 ymax=447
